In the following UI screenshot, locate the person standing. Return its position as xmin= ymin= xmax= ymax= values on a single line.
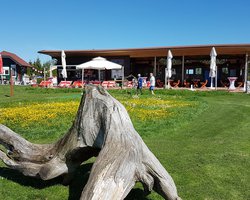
xmin=149 ymin=73 xmax=155 ymax=95
xmin=137 ymin=74 xmax=143 ymax=95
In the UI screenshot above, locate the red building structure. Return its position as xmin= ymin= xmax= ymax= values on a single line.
xmin=0 ymin=51 xmax=32 ymax=84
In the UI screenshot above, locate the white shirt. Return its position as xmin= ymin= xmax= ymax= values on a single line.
xmin=150 ymin=76 xmax=155 ymax=86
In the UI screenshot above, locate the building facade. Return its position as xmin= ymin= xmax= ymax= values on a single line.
xmin=0 ymin=51 xmax=31 ymax=84
xmin=38 ymin=44 xmax=250 ymax=87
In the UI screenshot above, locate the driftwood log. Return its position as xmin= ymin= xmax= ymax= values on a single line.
xmin=0 ymin=85 xmax=181 ymax=200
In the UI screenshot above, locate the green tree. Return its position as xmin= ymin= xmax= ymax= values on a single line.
xmin=33 ymin=58 xmax=42 ymax=70
xmin=28 ymin=58 xmax=58 ymax=78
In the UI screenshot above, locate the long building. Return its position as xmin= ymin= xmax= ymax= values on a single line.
xmin=38 ymin=44 xmax=250 ymax=87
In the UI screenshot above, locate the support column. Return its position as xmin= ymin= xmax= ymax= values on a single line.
xmin=10 ymin=67 xmax=14 ymax=96
xmin=81 ymin=69 xmax=84 ymax=88
xmin=154 ymin=57 xmax=157 ymax=76
xmin=181 ymin=55 xmax=185 ymax=85
xmin=215 ymin=65 xmax=218 ymax=90
xmin=244 ymin=53 xmax=248 ymax=92
xmin=121 ymin=66 xmax=124 ymax=89
xmin=98 ymin=70 xmax=101 ymax=81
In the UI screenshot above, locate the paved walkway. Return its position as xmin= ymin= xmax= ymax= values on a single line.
xmin=152 ymin=86 xmax=246 ymax=93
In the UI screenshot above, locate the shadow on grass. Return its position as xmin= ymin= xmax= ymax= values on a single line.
xmin=125 ymin=189 xmax=152 ymax=200
xmin=0 ymin=167 xmax=63 ymax=189
xmin=68 ymin=163 xmax=151 ymax=200
xmin=68 ymin=163 xmax=93 ymax=200
xmin=0 ymin=163 xmax=151 ymax=200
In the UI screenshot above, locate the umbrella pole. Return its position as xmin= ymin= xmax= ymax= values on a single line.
xmin=210 ymin=77 xmax=213 ymax=88
xmin=165 ymin=68 xmax=167 ymax=89
xmin=44 ymin=67 xmax=46 ymax=88
xmin=122 ymin=66 xmax=124 ymax=89
xmin=82 ymin=69 xmax=84 ymax=88
xmin=244 ymin=53 xmax=248 ymax=92
xmin=215 ymin=66 xmax=218 ymax=90
xmin=10 ymin=68 xmax=14 ymax=96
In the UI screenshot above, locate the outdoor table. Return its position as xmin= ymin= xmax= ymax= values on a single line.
xmin=228 ymin=77 xmax=237 ymax=90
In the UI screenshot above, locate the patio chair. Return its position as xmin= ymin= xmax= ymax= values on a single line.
xmin=172 ymin=80 xmax=180 ymax=88
xmin=38 ymin=81 xmax=45 ymax=87
xmin=220 ymin=80 xmax=229 ymax=87
xmin=200 ymin=80 xmax=208 ymax=88
xmin=108 ymin=81 xmax=116 ymax=87
xmin=183 ymin=80 xmax=190 ymax=88
xmin=38 ymin=80 xmax=53 ymax=88
xmin=237 ymin=81 xmax=243 ymax=88
xmin=127 ymin=81 xmax=133 ymax=88
xmin=72 ymin=80 xmax=85 ymax=88
xmin=90 ymin=80 xmax=101 ymax=85
xmin=101 ymin=81 xmax=109 ymax=88
xmin=192 ymin=79 xmax=200 ymax=88
xmin=156 ymin=79 xmax=164 ymax=87
xmin=58 ymin=81 xmax=72 ymax=88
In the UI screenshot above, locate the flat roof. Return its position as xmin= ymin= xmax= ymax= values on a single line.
xmin=38 ymin=44 xmax=250 ymax=58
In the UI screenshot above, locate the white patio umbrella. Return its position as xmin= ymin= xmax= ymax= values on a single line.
xmin=61 ymin=50 xmax=67 ymax=80
xmin=76 ymin=56 xmax=123 ymax=87
xmin=165 ymin=50 xmax=173 ymax=88
xmin=209 ymin=47 xmax=217 ymax=88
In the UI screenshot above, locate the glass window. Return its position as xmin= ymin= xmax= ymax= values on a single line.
xmin=186 ymin=69 xmax=194 ymax=75
xmin=3 ymin=67 xmax=9 ymax=75
xmin=222 ymin=67 xmax=228 ymax=74
xmin=230 ymin=69 xmax=236 ymax=77
xmin=195 ymin=68 xmax=202 ymax=75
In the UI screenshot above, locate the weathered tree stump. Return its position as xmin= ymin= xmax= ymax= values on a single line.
xmin=0 ymin=85 xmax=181 ymax=200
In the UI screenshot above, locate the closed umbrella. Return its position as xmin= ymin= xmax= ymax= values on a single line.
xmin=166 ymin=50 xmax=173 ymax=88
xmin=76 ymin=57 xmax=123 ymax=87
xmin=209 ymin=47 xmax=217 ymax=88
xmin=0 ymin=53 xmax=3 ymax=74
xmin=0 ymin=53 xmax=3 ymax=85
xmin=61 ymin=50 xmax=67 ymax=80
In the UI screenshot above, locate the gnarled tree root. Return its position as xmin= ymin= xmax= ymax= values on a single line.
xmin=0 ymin=85 xmax=181 ymax=200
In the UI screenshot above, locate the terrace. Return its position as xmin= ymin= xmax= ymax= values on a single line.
xmin=38 ymin=44 xmax=250 ymax=90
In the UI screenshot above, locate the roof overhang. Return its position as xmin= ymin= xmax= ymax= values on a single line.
xmin=1 ymin=51 xmax=32 ymax=67
xmin=38 ymin=44 xmax=250 ymax=58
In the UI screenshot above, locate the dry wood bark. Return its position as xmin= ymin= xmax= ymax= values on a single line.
xmin=0 ymin=85 xmax=181 ymax=200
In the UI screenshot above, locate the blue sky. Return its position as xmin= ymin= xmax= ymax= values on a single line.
xmin=1 ymin=0 xmax=250 ymax=63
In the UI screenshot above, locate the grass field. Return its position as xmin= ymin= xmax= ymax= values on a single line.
xmin=0 ymin=85 xmax=249 ymax=200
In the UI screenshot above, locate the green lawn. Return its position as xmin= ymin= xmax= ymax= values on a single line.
xmin=0 ymin=85 xmax=249 ymax=200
